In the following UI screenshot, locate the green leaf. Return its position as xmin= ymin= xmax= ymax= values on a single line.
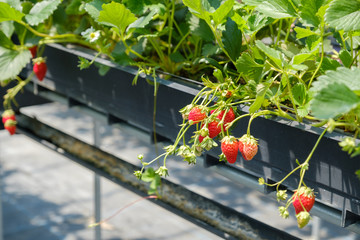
xmin=246 ymin=12 xmax=272 ymax=35
xmin=94 ymin=62 xmax=110 ymax=76
xmin=297 ymin=105 xmax=309 ymax=118
xmin=249 ymin=82 xmax=271 ymax=113
xmin=65 ymin=0 xmax=84 ymax=15
xmin=98 ymin=2 xmax=137 ymax=34
xmin=235 ymin=52 xmax=263 ymax=77
xmin=0 ymin=2 xmax=24 ymax=23
xmin=25 ymin=0 xmax=61 ymax=26
xmin=202 ymin=43 xmax=220 ymax=57
xmin=311 ymin=67 xmax=360 ymax=93
xmin=211 ymin=0 xmax=233 ymax=25
xmin=243 ymin=0 xmax=297 ymax=19
xmin=141 ymin=168 xmax=156 ymax=182
xmin=198 ymin=57 xmax=223 ymax=70
xmin=231 ymin=12 xmax=248 ymax=32
xmin=0 ymin=0 xmax=22 ymax=11
xmin=0 ymin=29 xmax=14 ymax=49
xmin=356 ymin=169 xmax=360 ymax=179
xmin=112 ymin=42 xmax=135 ymax=66
xmin=292 ymin=82 xmax=306 ymax=105
xmin=306 ymin=35 xmax=321 ymax=51
xmin=0 ymin=47 xmax=31 ymax=81
xmin=187 ymin=14 xmax=214 ymax=41
xmin=310 ymin=82 xmax=360 ymax=119
xmin=170 ymin=51 xmax=186 ymax=63
xmin=310 ymin=67 xmax=360 ymax=119
xmin=294 ymin=27 xmax=318 ymax=39
xmin=128 ymin=9 xmax=157 ymax=29
xmin=291 ymin=53 xmax=313 ymax=65
xmin=213 ymin=68 xmax=224 ymax=82
xmin=325 ymin=0 xmax=360 ymax=31
xmin=299 ymin=0 xmax=326 ymax=27
xmin=0 ymin=21 xmax=14 ymax=37
xmin=182 ymin=0 xmax=210 ymax=21
xmin=21 ymin=1 xmax=33 ymax=14
xmin=320 ymin=57 xmax=341 ymax=73
xmin=84 ymin=0 xmax=102 ymax=20
xmin=222 ymin=18 xmax=242 ymax=62
xmin=339 ymin=50 xmax=352 ymax=68
xmin=77 ymin=57 xmax=91 ymax=70
xmin=255 ymin=40 xmax=282 ymax=68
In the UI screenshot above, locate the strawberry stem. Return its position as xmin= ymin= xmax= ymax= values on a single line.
xmin=296 ymin=128 xmax=328 ymax=190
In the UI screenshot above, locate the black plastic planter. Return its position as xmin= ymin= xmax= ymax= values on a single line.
xmin=31 ymin=43 xmax=360 ymax=226
xmin=36 ymin=44 xmax=201 ymax=141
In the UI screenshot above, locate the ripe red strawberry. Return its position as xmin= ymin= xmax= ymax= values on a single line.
xmin=217 ymin=108 xmax=235 ymax=124
xmin=33 ymin=57 xmax=47 ymax=81
xmin=239 ymin=134 xmax=258 ymax=161
xmin=4 ymin=119 xmax=16 ymax=135
xmin=2 ymin=110 xmax=15 ymax=124
xmin=225 ymin=91 xmax=232 ymax=98
xmin=208 ymin=121 xmax=221 ymax=138
xmin=292 ymin=187 xmax=315 ymax=214
xmin=221 ymin=136 xmax=238 ymax=164
xmin=188 ymin=106 xmax=207 ymax=124
xmin=210 ymin=107 xmax=236 ymax=131
xmin=199 ymin=121 xmax=221 ymax=143
xmin=238 ymin=139 xmax=246 ymax=158
xmin=29 ymin=45 xmax=37 ymax=58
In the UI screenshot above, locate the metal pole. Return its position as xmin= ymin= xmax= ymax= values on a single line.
xmin=311 ymin=216 xmax=321 ymax=240
xmin=0 ymin=161 xmax=4 ymax=240
xmin=93 ymin=120 xmax=101 ymax=240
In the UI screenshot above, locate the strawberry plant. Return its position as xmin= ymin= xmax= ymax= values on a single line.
xmin=0 ymin=0 xmax=360 ymax=230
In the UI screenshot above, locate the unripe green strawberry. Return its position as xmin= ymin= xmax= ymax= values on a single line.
xmin=2 ymin=110 xmax=15 ymax=124
xmin=296 ymin=211 xmax=311 ymax=228
xmin=292 ymin=187 xmax=315 ymax=214
xmin=239 ymin=134 xmax=258 ymax=161
xmin=4 ymin=119 xmax=16 ymax=135
xmin=188 ymin=106 xmax=207 ymax=124
xmin=33 ymin=57 xmax=47 ymax=81
xmin=221 ymin=136 xmax=238 ymax=164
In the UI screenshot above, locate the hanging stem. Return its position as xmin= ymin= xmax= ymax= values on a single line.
xmin=308 ymin=23 xmax=325 ymax=88
xmin=296 ymin=128 xmax=328 ymax=189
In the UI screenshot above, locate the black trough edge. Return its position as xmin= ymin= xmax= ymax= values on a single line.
xmin=15 ymin=112 xmax=300 ymax=240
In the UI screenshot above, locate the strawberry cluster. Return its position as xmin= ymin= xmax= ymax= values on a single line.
xmin=2 ymin=109 xmax=16 ymax=135
xmin=137 ymin=86 xmax=316 ymax=229
xmin=276 ymin=186 xmax=316 ymax=228
xmin=184 ymin=104 xmax=259 ymax=164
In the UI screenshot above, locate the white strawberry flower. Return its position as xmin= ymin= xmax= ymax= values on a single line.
xmin=81 ymin=27 xmax=100 ymax=43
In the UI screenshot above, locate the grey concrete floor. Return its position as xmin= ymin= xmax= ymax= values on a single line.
xmin=0 ymin=102 xmax=359 ymax=240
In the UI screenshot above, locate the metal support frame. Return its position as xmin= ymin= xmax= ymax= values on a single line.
xmin=93 ymin=120 xmax=101 ymax=240
xmin=16 ymin=111 xmax=301 ymax=240
xmin=0 ymin=162 xmax=3 ymax=240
